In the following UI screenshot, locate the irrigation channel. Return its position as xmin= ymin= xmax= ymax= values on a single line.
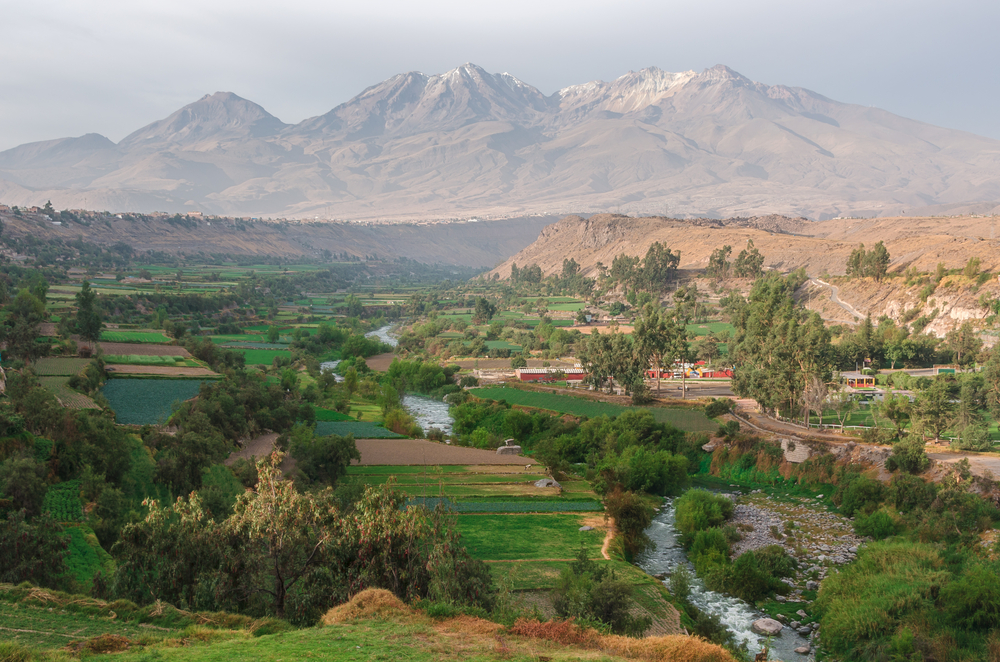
xmin=636 ymin=498 xmax=813 ymax=661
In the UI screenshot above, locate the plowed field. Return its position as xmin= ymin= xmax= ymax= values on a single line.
xmin=354 ymin=439 xmax=536 ymax=466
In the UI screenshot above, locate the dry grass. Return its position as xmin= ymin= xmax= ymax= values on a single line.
xmin=509 ymin=619 xmax=736 ymax=662
xmin=321 ymin=589 xmax=408 ymax=624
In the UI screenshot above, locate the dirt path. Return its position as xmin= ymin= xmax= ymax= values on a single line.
xmin=225 ymin=432 xmax=279 ymax=465
xmin=810 ymin=278 xmax=866 ymax=321
xmin=600 ymin=516 xmax=614 ymax=560
xmin=734 ymin=408 xmax=859 ymax=443
xmin=928 ymin=451 xmax=1000 ymax=478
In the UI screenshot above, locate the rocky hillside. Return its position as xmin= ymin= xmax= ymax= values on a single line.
xmin=491 ymin=213 xmax=1000 ymax=279
xmin=3 ymin=64 xmax=1000 ymax=220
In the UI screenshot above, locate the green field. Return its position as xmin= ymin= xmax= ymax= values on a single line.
xmin=455 ymin=513 xmax=603 ymax=560
xmin=34 ymin=357 xmax=91 ymax=376
xmin=685 ymin=321 xmax=735 ymax=337
xmin=313 ymin=407 xmax=355 ymax=422
xmin=238 ymin=348 xmax=292 ymax=365
xmin=314 ymin=421 xmax=405 ymax=438
xmin=100 ymin=330 xmax=173 ymax=343
xmin=102 ymin=379 xmax=206 ymax=425
xmin=471 ymin=387 xmax=718 ymax=432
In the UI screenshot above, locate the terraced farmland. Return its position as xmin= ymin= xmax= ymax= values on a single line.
xmin=38 ymin=377 xmax=100 ymax=409
xmin=34 ymin=357 xmax=91 ymax=376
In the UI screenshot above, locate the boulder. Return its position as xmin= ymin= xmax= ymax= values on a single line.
xmin=534 ymin=478 xmax=561 ymax=488
xmin=579 ymin=525 xmax=594 ymax=532
xmin=794 ymin=646 xmax=811 ymax=655
xmin=496 ymin=444 xmax=522 ymax=455
xmin=806 ymin=580 xmax=819 ymax=591
xmin=751 ymin=618 xmax=783 ymax=636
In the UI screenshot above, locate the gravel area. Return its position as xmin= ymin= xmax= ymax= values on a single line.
xmin=354 ymin=438 xmax=537 ymax=466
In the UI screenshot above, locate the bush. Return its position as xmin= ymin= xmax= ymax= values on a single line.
xmin=951 ymin=425 xmax=992 ymax=452
xmin=689 ymin=528 xmax=730 ymax=575
xmin=603 ymin=489 xmax=653 ymax=558
xmin=704 ymin=398 xmax=734 ymax=418
xmin=674 ymin=490 xmax=734 ymax=543
xmin=853 ymin=509 xmax=898 ymax=540
xmin=835 ymin=474 xmax=886 ymax=517
xmin=719 ymin=549 xmax=790 ymax=603
xmin=942 ymin=563 xmax=1000 ymax=629
xmin=885 ymin=435 xmax=930 ymax=474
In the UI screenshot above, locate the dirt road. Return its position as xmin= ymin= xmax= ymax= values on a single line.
xmin=810 ymin=278 xmax=866 ymax=321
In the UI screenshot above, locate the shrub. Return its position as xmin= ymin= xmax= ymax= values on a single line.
xmin=720 ymin=549 xmax=789 ymax=603
xmin=674 ymin=490 xmax=734 ymax=543
xmin=942 ymin=563 xmax=1000 ymax=629
xmin=704 ymin=398 xmax=733 ymax=418
xmin=835 ymin=474 xmax=886 ymax=517
xmin=885 ymin=435 xmax=930 ymax=474
xmin=604 ymin=489 xmax=653 ymax=558
xmin=689 ymin=528 xmax=730 ymax=575
xmin=853 ymin=509 xmax=898 ymax=540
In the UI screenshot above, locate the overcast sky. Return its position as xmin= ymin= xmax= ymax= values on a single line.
xmin=2 ymin=0 xmax=998 ymax=150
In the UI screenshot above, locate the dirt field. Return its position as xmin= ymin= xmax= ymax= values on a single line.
xmin=105 ymin=365 xmax=218 ymax=377
xmin=354 ymin=439 xmax=536 ymax=466
xmin=225 ymin=432 xmax=279 ymax=465
xmin=365 ymin=352 xmax=396 ymax=371
xmin=95 ymin=342 xmax=191 ymax=357
xmin=574 ymin=325 xmax=634 ymax=335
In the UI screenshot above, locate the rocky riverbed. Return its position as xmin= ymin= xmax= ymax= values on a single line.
xmin=726 ymin=490 xmax=867 ymax=655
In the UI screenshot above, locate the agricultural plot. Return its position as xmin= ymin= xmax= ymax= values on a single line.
xmin=472 ymin=387 xmax=719 ymax=432
xmin=685 ymin=321 xmax=735 ymax=337
xmin=407 ymin=498 xmax=603 ymax=513
xmin=101 ymin=379 xmax=206 ymax=425
xmin=34 ymin=357 xmax=91 ymax=376
xmin=313 ymin=407 xmax=355 ymax=422
xmin=456 ymin=513 xmax=604 ymax=561
xmin=354 ymin=439 xmax=538 ymax=465
xmin=42 ymin=479 xmax=83 ymax=522
xmin=98 ymin=342 xmax=192 ymax=357
xmin=104 ymin=355 xmax=186 ymax=365
xmin=38 ymin=377 xmax=100 ymax=409
xmin=315 ymin=421 xmax=404 ymax=438
xmin=238 ymin=348 xmax=292 ymax=365
xmin=100 ymin=330 xmax=172 ymax=344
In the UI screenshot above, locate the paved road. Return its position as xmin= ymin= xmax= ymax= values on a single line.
xmin=810 ymin=278 xmax=866 ymax=321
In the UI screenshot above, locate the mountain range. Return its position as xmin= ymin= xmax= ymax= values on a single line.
xmin=2 ymin=64 xmax=1000 ymax=220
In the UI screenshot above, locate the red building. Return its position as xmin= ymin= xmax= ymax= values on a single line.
xmin=515 ymin=368 xmax=586 ymax=382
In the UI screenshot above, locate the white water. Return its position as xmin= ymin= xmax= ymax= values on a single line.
xmin=402 ymin=394 xmax=454 ymax=435
xmin=366 ymin=324 xmax=398 ymax=347
xmin=319 ymin=359 xmax=344 ymax=382
xmin=635 ymin=500 xmax=813 ymax=661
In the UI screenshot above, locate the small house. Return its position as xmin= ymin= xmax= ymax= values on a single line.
xmin=843 ymin=371 xmax=876 ymax=388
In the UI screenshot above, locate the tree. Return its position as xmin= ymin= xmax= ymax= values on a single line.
xmin=0 ymin=511 xmax=68 ymax=589
xmin=1 ymin=288 xmax=47 ymax=363
xmin=266 ymin=325 xmax=281 ymax=343
xmin=912 ymin=379 xmax=956 ymax=440
xmin=344 ymin=294 xmax=364 ymax=318
xmin=864 ymin=241 xmax=890 ymax=282
xmin=945 ymin=322 xmax=983 ymax=367
xmin=875 ymin=393 xmax=911 ymax=439
xmin=0 ymin=455 xmax=49 ymax=517
xmin=706 ymin=245 xmax=732 ymax=280
xmin=74 ymin=280 xmax=103 ymax=346
xmin=846 ymin=244 xmax=866 ymax=278
xmin=732 ymin=239 xmax=765 ymax=279
xmin=696 ymin=333 xmax=721 ymax=365
xmin=610 ymin=253 xmax=640 ymax=293
xmin=986 ymin=347 xmax=1000 ymax=423
xmin=290 ymin=428 xmax=360 ymax=487
xmin=638 ymin=242 xmax=680 ymax=292
xmin=633 ymin=304 xmax=683 ymax=396
xmin=827 ymin=390 xmax=858 ymax=432
xmin=472 ymin=297 xmax=497 ymax=324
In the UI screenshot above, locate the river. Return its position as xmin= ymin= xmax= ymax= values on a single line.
xmin=366 ymin=324 xmax=398 ymax=347
xmin=636 ymin=499 xmax=813 ymax=661
xmin=402 ymin=394 xmax=454 ymax=436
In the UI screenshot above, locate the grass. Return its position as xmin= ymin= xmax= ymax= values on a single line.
xmin=100 ymin=330 xmax=173 ymax=343
xmin=102 ymin=379 xmax=206 ymax=425
xmin=471 ymin=387 xmax=718 ymax=432
xmin=104 ymin=354 xmax=187 ymax=365
xmin=684 ymin=322 xmax=734 ymax=337
xmin=238 ymin=348 xmax=292 ymax=365
xmin=34 ymin=357 xmax=91 ymax=376
xmin=314 ymin=407 xmax=355 ymax=422
xmin=314 ymin=421 xmax=404 ymax=438
xmin=455 ymin=513 xmax=603 ymax=561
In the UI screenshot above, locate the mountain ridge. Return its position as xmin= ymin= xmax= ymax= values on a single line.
xmin=2 ymin=63 xmax=999 ymax=220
